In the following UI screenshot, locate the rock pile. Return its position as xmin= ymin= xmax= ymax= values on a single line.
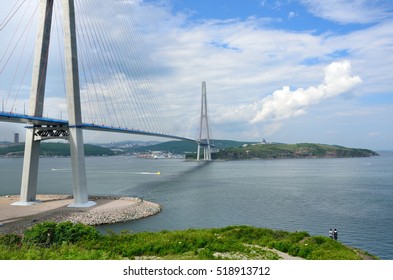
xmin=65 ymin=197 xmax=161 ymax=225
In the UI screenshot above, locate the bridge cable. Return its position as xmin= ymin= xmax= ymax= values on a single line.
xmin=0 ymin=0 xmax=26 ymax=31
xmin=102 ymin=0 xmax=155 ymax=132
xmin=71 ymin=0 xmax=184 ymax=137
xmin=2 ymin=1 xmax=39 ymax=113
xmin=111 ymin=0 xmax=177 ymax=135
xmin=84 ymin=1 xmax=135 ymax=129
xmin=75 ymin=1 xmax=110 ymax=126
xmin=124 ymin=4 xmax=175 ymax=135
xmin=0 ymin=1 xmax=32 ymax=73
xmin=53 ymin=0 xmax=67 ymax=120
xmin=78 ymin=0 xmax=135 ymax=129
xmin=77 ymin=0 xmax=152 ymax=132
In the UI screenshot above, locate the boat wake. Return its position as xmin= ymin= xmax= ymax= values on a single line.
xmin=134 ymin=171 xmax=161 ymax=175
xmin=51 ymin=168 xmax=71 ymax=172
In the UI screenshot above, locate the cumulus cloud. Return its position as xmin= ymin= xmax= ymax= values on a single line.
xmin=216 ymin=60 xmax=362 ymax=136
xmin=250 ymin=60 xmax=362 ymax=124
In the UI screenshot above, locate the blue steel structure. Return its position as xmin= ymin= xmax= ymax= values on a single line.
xmin=0 ymin=111 xmax=194 ymax=142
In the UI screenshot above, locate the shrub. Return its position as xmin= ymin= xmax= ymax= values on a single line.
xmin=23 ymin=221 xmax=57 ymax=247
xmin=0 ymin=234 xmax=22 ymax=247
xmin=271 ymin=241 xmax=289 ymax=253
xmin=54 ymin=222 xmax=101 ymax=244
xmin=23 ymin=221 xmax=101 ymax=247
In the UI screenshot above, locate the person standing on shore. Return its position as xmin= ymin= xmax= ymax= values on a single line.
xmin=333 ymin=229 xmax=338 ymax=240
xmin=329 ymin=229 xmax=333 ymax=239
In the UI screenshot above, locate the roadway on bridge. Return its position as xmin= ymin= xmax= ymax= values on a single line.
xmin=0 ymin=111 xmax=194 ymax=142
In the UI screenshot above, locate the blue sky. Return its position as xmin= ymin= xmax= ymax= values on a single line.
xmin=170 ymin=0 xmax=390 ymax=32
xmin=1 ymin=0 xmax=393 ymax=150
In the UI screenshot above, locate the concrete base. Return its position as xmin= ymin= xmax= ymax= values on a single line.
xmin=11 ymin=200 xmax=42 ymax=206
xmin=67 ymin=201 xmax=96 ymax=208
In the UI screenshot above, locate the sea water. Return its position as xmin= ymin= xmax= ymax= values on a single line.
xmin=1 ymin=152 xmax=392 ymax=259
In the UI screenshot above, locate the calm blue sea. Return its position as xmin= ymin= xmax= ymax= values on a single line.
xmin=1 ymin=152 xmax=392 ymax=259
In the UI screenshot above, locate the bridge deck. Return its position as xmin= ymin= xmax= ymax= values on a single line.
xmin=0 ymin=112 xmax=194 ymax=142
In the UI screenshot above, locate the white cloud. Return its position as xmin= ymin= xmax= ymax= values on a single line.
xmin=288 ymin=11 xmax=297 ymax=19
xmin=260 ymin=0 xmax=285 ymax=10
xmin=300 ymin=0 xmax=393 ymax=24
xmin=215 ymin=61 xmax=362 ymax=135
xmin=251 ymin=60 xmax=362 ymax=123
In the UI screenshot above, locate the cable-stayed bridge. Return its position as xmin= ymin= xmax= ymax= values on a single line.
xmin=0 ymin=111 xmax=194 ymax=141
xmin=0 ymin=0 xmax=213 ymax=207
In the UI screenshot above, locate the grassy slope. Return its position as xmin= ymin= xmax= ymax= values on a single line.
xmin=0 ymin=222 xmax=377 ymax=260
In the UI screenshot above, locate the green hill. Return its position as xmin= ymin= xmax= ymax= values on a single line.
xmin=210 ymin=143 xmax=378 ymax=160
xmin=0 ymin=143 xmax=115 ymax=157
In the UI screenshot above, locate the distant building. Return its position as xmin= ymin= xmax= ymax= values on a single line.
xmin=14 ymin=133 xmax=19 ymax=144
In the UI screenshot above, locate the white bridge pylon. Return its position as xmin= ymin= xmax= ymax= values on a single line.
xmin=10 ymin=1 xmax=213 ymax=208
xmin=12 ymin=0 xmax=95 ymax=208
xmin=197 ymin=81 xmax=212 ymax=161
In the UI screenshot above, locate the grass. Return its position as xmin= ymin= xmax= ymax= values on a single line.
xmin=0 ymin=222 xmax=377 ymax=260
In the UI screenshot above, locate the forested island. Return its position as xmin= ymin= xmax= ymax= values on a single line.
xmin=209 ymin=143 xmax=378 ymax=160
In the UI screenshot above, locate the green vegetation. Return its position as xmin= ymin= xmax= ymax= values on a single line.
xmin=2 ymin=141 xmax=376 ymax=160
xmin=0 ymin=222 xmax=376 ymax=260
xmin=0 ymin=143 xmax=115 ymax=157
xmin=207 ymin=143 xmax=378 ymax=160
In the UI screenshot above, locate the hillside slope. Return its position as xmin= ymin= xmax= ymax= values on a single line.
xmin=211 ymin=143 xmax=378 ymax=160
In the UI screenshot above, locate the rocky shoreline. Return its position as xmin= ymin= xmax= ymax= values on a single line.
xmin=70 ymin=197 xmax=161 ymax=225
xmin=0 ymin=195 xmax=161 ymax=234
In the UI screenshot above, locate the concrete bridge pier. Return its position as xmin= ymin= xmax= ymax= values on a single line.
xmin=13 ymin=0 xmax=95 ymax=207
xmin=12 ymin=129 xmax=41 ymax=206
xmin=62 ymin=0 xmax=95 ymax=207
xmin=12 ymin=0 xmax=54 ymax=206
